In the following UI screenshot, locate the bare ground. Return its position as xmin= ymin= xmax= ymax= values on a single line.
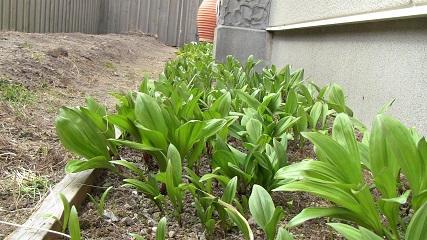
xmin=0 ymin=31 xmax=341 ymax=239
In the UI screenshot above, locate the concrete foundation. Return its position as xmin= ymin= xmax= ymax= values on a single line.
xmin=213 ymin=25 xmax=272 ymax=69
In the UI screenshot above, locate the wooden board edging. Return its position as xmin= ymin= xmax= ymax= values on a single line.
xmin=6 ymin=169 xmax=101 ymax=240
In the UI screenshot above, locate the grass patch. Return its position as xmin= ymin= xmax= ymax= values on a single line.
xmin=0 ymin=76 xmax=34 ymax=103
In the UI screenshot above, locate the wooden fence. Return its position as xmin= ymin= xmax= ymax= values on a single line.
xmin=0 ymin=0 xmax=101 ymax=34
xmin=0 ymin=0 xmax=204 ymax=46
xmin=100 ymin=0 xmax=204 ymax=46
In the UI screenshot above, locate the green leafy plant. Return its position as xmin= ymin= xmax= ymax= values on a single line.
xmin=274 ymin=113 xmax=427 ymax=239
xmin=87 ymin=186 xmax=113 ymax=218
xmin=249 ymin=185 xmax=285 ymax=240
xmin=43 ymin=193 xmax=81 ymax=239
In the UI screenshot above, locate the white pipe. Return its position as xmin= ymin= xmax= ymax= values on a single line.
xmin=267 ymin=4 xmax=427 ymax=31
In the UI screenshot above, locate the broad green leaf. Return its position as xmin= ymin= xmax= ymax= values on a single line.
xmin=110 ymin=159 xmax=145 ymax=180
xmin=297 ymin=83 xmax=313 ymax=106
xmin=167 ymin=144 xmax=182 ymax=186
xmin=327 ymin=84 xmax=353 ymax=116
xmin=332 ymin=113 xmax=361 ymax=170
xmin=309 ymin=102 xmax=322 ymax=128
xmin=351 ymin=184 xmax=383 ymax=234
xmin=65 ymin=157 xmax=117 ymax=173
xmin=285 ymin=207 xmax=364 ymax=228
xmin=275 ymin=160 xmax=314 ymax=181
xmin=272 ymin=116 xmax=300 ymax=137
xmin=276 ymin=227 xmax=295 ymax=240
xmin=108 ymin=139 xmax=161 ymax=152
xmin=156 ymin=217 xmax=167 ymax=240
xmin=135 ymin=125 xmax=168 ymax=151
xmin=301 ymin=132 xmax=362 ymax=184
xmin=173 ymin=120 xmax=204 ymax=157
xmin=56 ymin=107 xmax=110 ymax=160
xmin=212 ymin=150 xmax=240 ymax=178
xmin=376 ymin=114 xmax=424 ymax=209
xmin=327 ymin=223 xmax=361 ymax=240
xmin=80 ymin=107 xmax=114 ymax=140
xmin=135 ymin=93 xmax=168 ymax=137
xmin=165 ymin=159 xmax=177 ymax=209
xmin=203 ymin=118 xmax=231 ymax=139
xmin=249 ymin=185 xmax=275 ymax=229
xmin=106 ymin=115 xmax=141 ymax=142
xmin=187 ymin=140 xmax=205 ymax=169
xmin=264 ymin=207 xmax=285 ymax=240
xmin=246 ymin=118 xmax=263 ymax=144
xmin=274 ymin=181 xmax=360 ymax=214
xmin=222 ymin=177 xmax=238 ymax=204
xmin=236 ymin=89 xmax=261 ymax=109
xmin=406 ymin=200 xmax=427 ymax=239
xmin=370 ymin=115 xmax=400 ymax=181
xmin=359 ymin=227 xmax=384 ymax=240
xmin=69 ymin=206 xmax=81 ymax=240
xmin=211 ymin=92 xmax=231 ymax=117
xmin=85 ymin=97 xmax=108 ymax=117
xmin=199 ymin=173 xmax=230 ymax=188
xmin=284 ymin=90 xmax=297 ymax=115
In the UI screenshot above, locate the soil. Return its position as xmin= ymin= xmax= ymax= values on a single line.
xmin=0 ymin=31 xmax=341 ymax=239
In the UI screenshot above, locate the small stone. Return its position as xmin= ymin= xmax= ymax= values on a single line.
xmin=140 ymin=229 xmax=148 ymax=235
xmin=146 ymin=227 xmax=152 ymax=234
xmin=124 ymin=203 xmax=132 ymax=210
xmin=168 ymin=231 xmax=176 ymax=238
xmin=148 ymin=219 xmax=156 ymax=227
xmin=256 ymin=229 xmax=263 ymax=235
xmin=151 ymin=226 xmax=157 ymax=233
xmin=153 ymin=212 xmax=161 ymax=219
xmin=121 ymin=216 xmax=134 ymax=226
xmin=132 ymin=190 xmax=138 ymax=195
xmin=248 ymin=216 xmax=256 ymax=226
xmin=103 ymin=209 xmax=118 ymax=222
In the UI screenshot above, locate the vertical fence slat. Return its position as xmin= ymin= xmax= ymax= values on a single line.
xmin=0 ymin=0 xmax=4 ymax=30
xmin=166 ymin=0 xmax=179 ymax=46
xmin=148 ymin=0 xmax=159 ymax=35
xmin=158 ymin=0 xmax=170 ymax=43
xmin=129 ymin=0 xmax=139 ymax=31
xmin=138 ymin=0 xmax=149 ymax=33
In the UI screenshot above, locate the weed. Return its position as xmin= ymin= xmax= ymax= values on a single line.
xmin=19 ymin=41 xmax=31 ymax=49
xmin=5 ymin=168 xmax=51 ymax=204
xmin=0 ymin=77 xmax=34 ymax=103
xmin=31 ymin=51 xmax=44 ymax=63
xmin=103 ymin=61 xmax=118 ymax=73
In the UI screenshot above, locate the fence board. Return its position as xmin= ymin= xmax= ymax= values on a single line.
xmin=0 ymin=0 xmax=201 ymax=46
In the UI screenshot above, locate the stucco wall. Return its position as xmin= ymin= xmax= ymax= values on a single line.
xmin=269 ymin=0 xmax=412 ymax=26
xmin=270 ymin=17 xmax=427 ymax=134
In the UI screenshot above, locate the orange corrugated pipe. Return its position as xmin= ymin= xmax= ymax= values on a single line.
xmin=197 ymin=0 xmax=217 ymax=43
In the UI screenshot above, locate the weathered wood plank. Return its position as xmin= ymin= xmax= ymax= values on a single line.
xmin=166 ymin=0 xmax=180 ymax=46
xmin=129 ymin=0 xmax=139 ymax=31
xmin=6 ymin=169 xmax=101 ymax=240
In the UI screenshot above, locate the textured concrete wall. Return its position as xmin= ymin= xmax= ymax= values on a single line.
xmin=413 ymin=0 xmax=427 ymax=3
xmin=217 ymin=0 xmax=271 ymax=29
xmin=214 ymin=25 xmax=272 ymax=69
xmin=269 ymin=0 xmax=412 ymax=26
xmin=270 ymin=17 xmax=427 ymax=134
